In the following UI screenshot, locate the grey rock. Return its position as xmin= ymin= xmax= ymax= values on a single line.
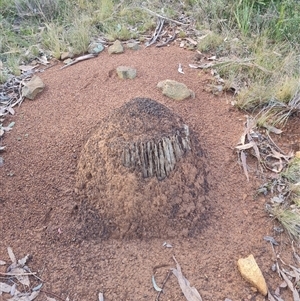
xmin=126 ymin=42 xmax=140 ymax=50
xmin=88 ymin=42 xmax=104 ymax=54
xmin=21 ymin=75 xmax=45 ymax=100
xmin=116 ymin=66 xmax=137 ymax=79
xmin=157 ymin=79 xmax=194 ymax=100
xmin=108 ymin=40 xmax=124 ymax=54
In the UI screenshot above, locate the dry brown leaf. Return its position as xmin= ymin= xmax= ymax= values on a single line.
xmin=19 ymin=65 xmax=37 ymax=72
xmin=8 ymin=267 xmax=30 ymax=286
xmin=18 ymin=254 xmax=29 ymax=266
xmin=264 ymin=125 xmax=283 ymax=135
xmin=280 ymin=270 xmax=300 ymax=301
xmin=7 ymin=247 xmax=16 ymax=264
xmin=240 ymin=151 xmax=249 ymax=181
xmin=185 ymin=38 xmax=197 ymax=45
xmin=268 ymin=291 xmax=277 ymax=301
xmin=8 ymin=107 xmax=15 ymax=115
xmin=279 ymin=281 xmax=288 ymax=288
xmin=29 ymin=291 xmax=39 ymax=301
xmin=171 ymin=256 xmax=202 ymax=301
xmin=98 ymin=292 xmax=104 ymax=301
xmin=236 ymin=141 xmax=256 ymax=150
xmin=0 ymin=282 xmax=12 ymax=293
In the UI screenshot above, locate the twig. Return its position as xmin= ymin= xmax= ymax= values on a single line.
xmin=141 ymin=6 xmax=188 ymax=26
xmin=0 ymin=271 xmax=37 ymax=276
xmin=155 ymin=270 xmax=171 ymax=301
xmin=146 ymin=18 xmax=165 ymax=47
xmin=265 ymin=131 xmax=287 ymax=155
xmin=60 ymin=53 xmax=98 ymax=70
xmin=156 ymin=29 xmax=177 ymax=47
xmin=41 ymin=290 xmax=66 ymax=301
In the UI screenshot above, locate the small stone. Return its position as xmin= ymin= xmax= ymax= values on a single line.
xmin=116 ymin=66 xmax=137 ymax=79
xmin=108 ymin=40 xmax=124 ymax=54
xmin=295 ymin=151 xmax=300 ymax=158
xmin=157 ymin=79 xmax=194 ymax=101
xmin=88 ymin=42 xmax=104 ymax=54
xmin=237 ymin=254 xmax=268 ymax=296
xmin=60 ymin=51 xmax=74 ymax=60
xmin=21 ymin=75 xmax=45 ymax=100
xmin=126 ymin=42 xmax=140 ymax=50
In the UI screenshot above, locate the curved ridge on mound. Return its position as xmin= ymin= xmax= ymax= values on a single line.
xmin=76 ymin=98 xmax=210 ymax=239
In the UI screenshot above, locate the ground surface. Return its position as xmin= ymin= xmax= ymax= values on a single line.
xmin=0 ymin=44 xmax=299 ymax=301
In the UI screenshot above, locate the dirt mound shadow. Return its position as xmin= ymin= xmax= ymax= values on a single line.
xmin=75 ymin=98 xmax=210 ymax=239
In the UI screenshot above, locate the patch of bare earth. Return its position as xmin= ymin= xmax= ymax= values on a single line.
xmin=0 ymin=45 xmax=297 ymax=301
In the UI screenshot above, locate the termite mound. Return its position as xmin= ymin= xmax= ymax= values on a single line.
xmin=76 ymin=98 xmax=210 ymax=239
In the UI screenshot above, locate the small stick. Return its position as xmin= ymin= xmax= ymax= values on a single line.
xmin=141 ymin=6 xmax=188 ymax=26
xmin=41 ymin=290 xmax=66 ymax=301
xmin=60 ymin=53 xmax=98 ymax=70
xmin=146 ymin=18 xmax=165 ymax=47
xmin=155 ymin=270 xmax=172 ymax=301
xmin=0 ymin=271 xmax=37 ymax=276
xmin=156 ymin=29 xmax=177 ymax=48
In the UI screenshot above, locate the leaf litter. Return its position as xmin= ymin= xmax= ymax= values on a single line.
xmin=152 ymin=256 xmax=202 ymax=301
xmin=266 ymin=241 xmax=300 ymax=301
xmin=0 ymin=247 xmax=44 ymax=301
xmin=235 ymin=115 xmax=293 ymax=180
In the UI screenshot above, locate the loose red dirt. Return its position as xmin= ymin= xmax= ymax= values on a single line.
xmin=1 ymin=45 xmax=299 ymax=301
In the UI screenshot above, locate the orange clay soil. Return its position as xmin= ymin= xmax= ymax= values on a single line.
xmin=1 ymin=44 xmax=300 ymax=301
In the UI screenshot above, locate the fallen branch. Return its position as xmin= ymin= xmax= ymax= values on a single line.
xmin=156 ymin=28 xmax=177 ymax=47
xmin=60 ymin=53 xmax=98 ymax=70
xmin=141 ymin=6 xmax=188 ymax=26
xmin=146 ymin=18 xmax=165 ymax=47
xmin=0 ymin=271 xmax=37 ymax=276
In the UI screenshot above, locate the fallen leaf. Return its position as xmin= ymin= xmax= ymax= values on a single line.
xmin=46 ymin=296 xmax=57 ymax=301
xmin=264 ymin=236 xmax=279 ymax=246
xmin=98 ymin=292 xmax=104 ymax=301
xmin=178 ymin=63 xmax=184 ymax=74
xmin=240 ymin=151 xmax=249 ymax=182
xmin=152 ymin=275 xmax=163 ymax=292
xmin=8 ymin=107 xmax=15 ymax=115
xmin=171 ymin=256 xmax=202 ymax=301
xmin=280 ymin=270 xmax=300 ymax=301
xmin=38 ymin=55 xmax=49 ymax=65
xmin=185 ymin=37 xmax=197 ymax=45
xmin=18 ymin=254 xmax=29 ymax=266
xmin=208 ymin=55 xmax=216 ymax=60
xmin=279 ymin=281 xmax=287 ymax=288
xmin=32 ymin=283 xmax=43 ymax=291
xmin=8 ymin=122 xmax=15 ymax=128
xmin=19 ymin=65 xmax=37 ymax=72
xmin=236 ymin=141 xmax=256 ymax=150
xmin=0 ymin=282 xmax=12 ymax=293
xmin=264 ymin=125 xmax=283 ymax=135
xmin=29 ymin=290 xmax=40 ymax=301
xmin=10 ymin=283 xmax=16 ymax=296
xmin=8 ymin=267 xmax=30 ymax=286
xmin=268 ymin=291 xmax=277 ymax=301
xmin=7 ymin=247 xmax=16 ymax=264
